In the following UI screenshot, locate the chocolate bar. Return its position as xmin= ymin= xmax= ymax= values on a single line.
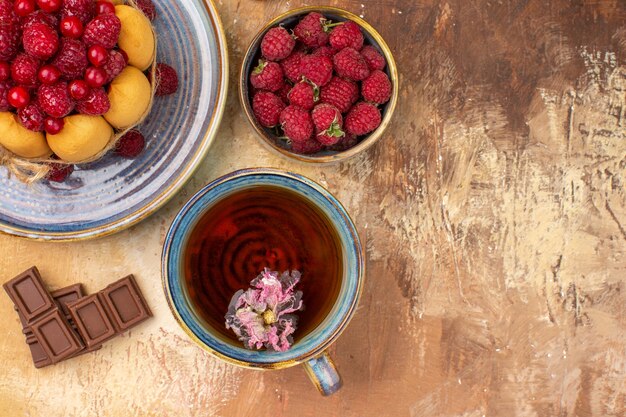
xmin=27 ymin=339 xmax=52 ymax=369
xmin=51 ymin=284 xmax=84 ymax=318
xmin=67 ymin=294 xmax=117 ymax=348
xmin=30 ymin=309 xmax=84 ymax=363
xmin=3 ymin=267 xmax=55 ymax=323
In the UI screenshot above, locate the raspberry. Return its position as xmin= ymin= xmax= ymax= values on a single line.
xmin=151 ymin=62 xmax=178 ymax=96
xmin=360 ymin=45 xmax=386 ymax=71
xmin=135 ymin=0 xmax=156 ymax=20
xmin=362 ymin=70 xmax=392 ymax=104
xmin=279 ymin=105 xmax=313 ymax=143
xmin=102 ymin=49 xmax=126 ymax=82
xmin=261 ymin=27 xmax=295 ymax=61
xmin=0 ymin=0 xmax=20 ymax=60
xmin=17 ymin=103 xmax=45 ymax=131
xmin=327 ymin=132 xmax=358 ymax=151
xmin=329 ymin=21 xmax=363 ymax=51
xmin=37 ymin=82 xmax=74 ymax=118
xmin=291 ymin=137 xmax=323 ymax=155
xmin=21 ymin=10 xmax=58 ymax=30
xmin=294 ymin=12 xmax=329 ymax=48
xmin=115 ymin=129 xmax=145 ymax=158
xmin=300 ymin=54 xmax=333 ymax=87
xmin=10 ymin=53 xmax=41 ymax=87
xmin=320 ymin=76 xmax=358 ymax=113
xmin=51 ymin=38 xmax=88 ymax=79
xmin=23 ymin=22 xmax=59 ymax=60
xmin=280 ymin=50 xmax=304 ymax=83
xmin=345 ymin=102 xmax=381 ymax=136
xmin=313 ymin=46 xmax=335 ymax=59
xmin=333 ymin=47 xmax=370 ymax=81
xmin=276 ymin=82 xmax=290 ymax=103
xmin=287 ymin=80 xmax=318 ymax=110
xmin=0 ymin=79 xmax=13 ymax=110
xmin=61 ymin=0 xmax=96 ymax=25
xmin=46 ymin=162 xmax=74 ymax=182
xmin=312 ymin=103 xmax=344 ymax=146
xmin=83 ymin=13 xmax=120 ymax=48
xmin=252 ymin=91 xmax=285 ymax=128
xmin=76 ymin=87 xmax=109 ymax=115
xmin=250 ymin=60 xmax=283 ymax=92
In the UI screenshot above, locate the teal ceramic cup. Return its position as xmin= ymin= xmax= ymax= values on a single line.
xmin=162 ymin=168 xmax=364 ymax=395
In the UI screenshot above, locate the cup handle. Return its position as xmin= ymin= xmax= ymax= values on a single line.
xmin=303 ymin=351 xmax=343 ymax=396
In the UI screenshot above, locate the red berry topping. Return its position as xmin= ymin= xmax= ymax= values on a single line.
xmin=96 ymin=0 xmax=115 ymax=15
xmin=61 ymin=0 xmax=96 ymax=25
xmin=320 ymin=76 xmax=359 ymax=113
xmin=312 ymin=103 xmax=344 ymax=146
xmin=23 ymin=22 xmax=59 ymax=60
xmin=17 ymin=103 xmax=45 ymax=131
xmin=280 ymin=50 xmax=305 ymax=83
xmin=115 ymin=129 xmax=146 ymax=158
xmin=21 ymin=10 xmax=58 ymax=30
xmin=82 ymin=13 xmax=120 ymax=48
xmin=13 ymin=0 xmax=35 ymax=17
xmin=345 ymin=102 xmax=381 ymax=136
xmin=76 ymin=87 xmax=109 ymax=115
xmin=360 ymin=45 xmax=386 ymax=71
xmin=87 ymin=45 xmax=108 ymax=67
xmin=361 ymin=70 xmax=392 ymax=104
xmin=252 ymin=91 xmax=285 ymax=128
xmin=333 ymin=47 xmax=370 ymax=81
xmin=37 ymin=0 xmax=62 ymax=13
xmin=0 ymin=80 xmax=13 ymax=110
xmin=118 ymin=48 xmax=128 ymax=64
xmin=287 ymin=80 xmax=318 ymax=110
xmin=44 ymin=117 xmax=64 ymax=134
xmin=68 ymin=79 xmax=89 ymax=99
xmin=46 ymin=162 xmax=73 ymax=182
xmin=8 ymin=86 xmax=30 ymax=108
xmin=261 ymin=27 xmax=295 ymax=61
xmin=327 ymin=132 xmax=358 ymax=151
xmin=102 ymin=49 xmax=126 ymax=82
xmin=0 ymin=0 xmax=20 ymax=60
xmin=135 ymin=0 xmax=156 ymax=20
xmin=38 ymin=82 xmax=74 ymax=118
xmin=51 ymin=38 xmax=88 ymax=79
xmin=60 ymin=15 xmax=84 ymax=38
xmin=294 ymin=12 xmax=329 ymax=48
xmin=276 ymin=82 xmax=290 ymax=103
xmin=152 ymin=62 xmax=178 ymax=96
xmin=0 ymin=61 xmax=9 ymax=81
xmin=38 ymin=64 xmax=61 ymax=85
xmin=313 ymin=46 xmax=335 ymax=59
xmin=84 ymin=66 xmax=106 ymax=87
xmin=291 ymin=137 xmax=323 ymax=155
xmin=329 ymin=21 xmax=363 ymax=51
xmin=300 ymin=54 xmax=333 ymax=87
xmin=11 ymin=53 xmax=40 ymax=87
xmin=279 ymin=105 xmax=313 ymax=143
xmin=250 ymin=59 xmax=283 ymax=92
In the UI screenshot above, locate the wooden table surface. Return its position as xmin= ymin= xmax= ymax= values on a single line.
xmin=1 ymin=0 xmax=625 ymax=416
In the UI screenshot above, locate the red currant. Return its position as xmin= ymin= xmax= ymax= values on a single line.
xmin=44 ymin=117 xmax=64 ymax=135
xmin=118 ymin=49 xmax=129 ymax=64
xmin=0 ymin=62 xmax=9 ymax=82
xmin=8 ymin=86 xmax=31 ymax=108
xmin=87 ymin=45 xmax=109 ymax=67
xmin=60 ymin=16 xmax=84 ymax=39
xmin=13 ymin=0 xmax=35 ymax=17
xmin=36 ymin=0 xmax=62 ymax=13
xmin=68 ymin=79 xmax=90 ymax=100
xmin=96 ymin=0 xmax=115 ymax=14
xmin=38 ymin=65 xmax=61 ymax=85
xmin=84 ymin=67 xmax=107 ymax=87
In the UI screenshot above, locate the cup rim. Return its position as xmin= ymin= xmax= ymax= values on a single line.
xmin=161 ymin=168 xmax=365 ymax=369
xmin=238 ymin=6 xmax=399 ymax=164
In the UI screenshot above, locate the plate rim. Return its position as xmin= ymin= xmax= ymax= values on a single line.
xmin=0 ymin=0 xmax=229 ymax=242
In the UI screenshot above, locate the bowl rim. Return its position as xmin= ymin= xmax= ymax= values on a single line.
xmin=239 ymin=5 xmax=399 ymax=164
xmin=161 ymin=167 xmax=366 ymax=369
xmin=0 ymin=0 xmax=229 ymax=242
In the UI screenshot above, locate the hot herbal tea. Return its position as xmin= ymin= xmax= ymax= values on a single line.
xmin=183 ymin=185 xmax=343 ymax=345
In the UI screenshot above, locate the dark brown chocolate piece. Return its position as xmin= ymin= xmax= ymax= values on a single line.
xmin=3 ymin=267 xmax=55 ymax=323
xmin=51 ymin=284 xmax=84 ymax=318
xmin=28 ymin=340 xmax=52 ymax=369
xmin=99 ymin=275 xmax=152 ymax=332
xmin=67 ymin=294 xmax=117 ymax=348
xmin=30 ymin=309 xmax=84 ymax=363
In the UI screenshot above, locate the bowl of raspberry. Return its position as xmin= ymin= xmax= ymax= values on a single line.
xmin=239 ymin=6 xmax=398 ymax=163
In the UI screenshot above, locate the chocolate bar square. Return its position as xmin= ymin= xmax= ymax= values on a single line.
xmin=30 ymin=309 xmax=84 ymax=363
xmin=99 ymin=275 xmax=152 ymax=332
xmin=51 ymin=284 xmax=84 ymax=318
xmin=3 ymin=267 xmax=55 ymax=323
xmin=67 ymin=294 xmax=117 ymax=348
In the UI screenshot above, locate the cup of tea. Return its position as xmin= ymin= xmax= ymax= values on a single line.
xmin=162 ymin=168 xmax=364 ymax=395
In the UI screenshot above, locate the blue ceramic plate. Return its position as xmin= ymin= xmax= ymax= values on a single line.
xmin=0 ymin=0 xmax=228 ymax=241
